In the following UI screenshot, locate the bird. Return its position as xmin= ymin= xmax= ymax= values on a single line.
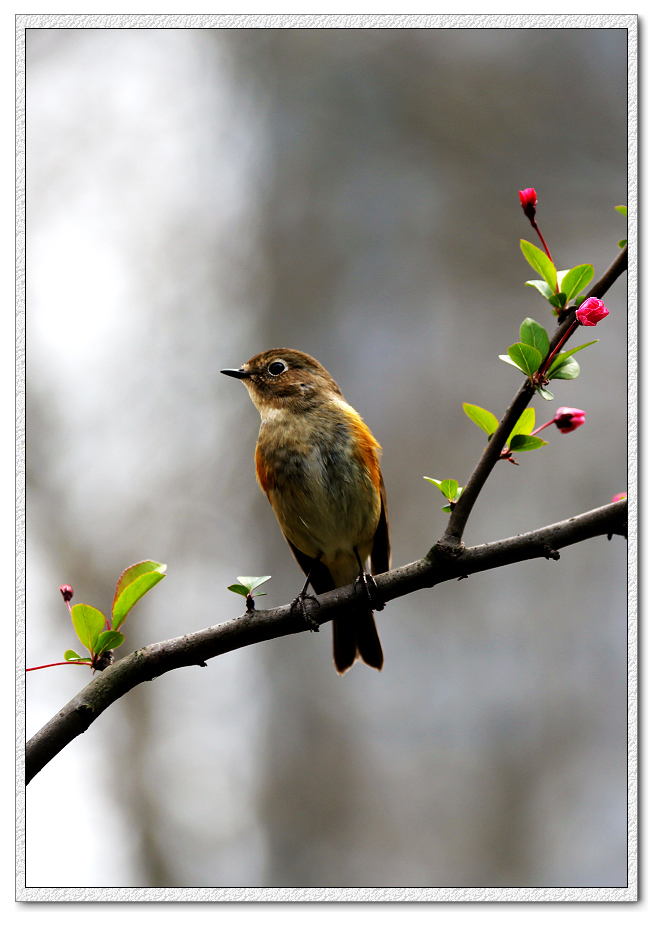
xmin=221 ymin=348 xmax=390 ymax=674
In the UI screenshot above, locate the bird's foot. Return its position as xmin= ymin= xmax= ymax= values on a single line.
xmin=352 ymin=546 xmax=386 ymax=612
xmin=354 ymin=570 xmax=385 ymax=611
xmin=291 ymin=590 xmax=321 ymax=632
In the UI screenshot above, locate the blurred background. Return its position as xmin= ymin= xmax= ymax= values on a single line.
xmin=25 ymin=26 xmax=628 ymax=889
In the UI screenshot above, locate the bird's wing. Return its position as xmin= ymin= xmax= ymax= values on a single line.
xmin=284 ymin=537 xmax=336 ymax=594
xmin=370 ymin=471 xmax=391 ymax=576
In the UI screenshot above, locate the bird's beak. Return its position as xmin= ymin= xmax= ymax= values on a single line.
xmin=220 ymin=368 xmax=251 ymax=380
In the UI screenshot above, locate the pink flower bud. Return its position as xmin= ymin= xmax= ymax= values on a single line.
xmin=553 ymin=407 xmax=586 ymax=433
xmin=519 ymin=188 xmax=537 ymax=220
xmin=611 ymin=492 xmax=627 ymax=503
xmin=60 ymin=584 xmax=74 ymax=602
xmin=576 ymin=297 xmax=609 ymax=326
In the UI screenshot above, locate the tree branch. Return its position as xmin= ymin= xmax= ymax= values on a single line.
xmin=26 ymin=498 xmax=626 ymax=784
xmin=440 ymin=245 xmax=627 ymax=546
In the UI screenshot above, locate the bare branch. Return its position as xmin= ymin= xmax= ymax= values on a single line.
xmin=26 ymin=499 xmax=626 ymax=784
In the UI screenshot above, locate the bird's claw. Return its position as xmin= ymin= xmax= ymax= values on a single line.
xmin=355 ymin=571 xmax=385 ymax=611
xmin=292 ymin=591 xmax=321 ymax=632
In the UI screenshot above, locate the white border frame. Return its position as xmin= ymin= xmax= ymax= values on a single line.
xmin=15 ymin=12 xmax=637 ymax=904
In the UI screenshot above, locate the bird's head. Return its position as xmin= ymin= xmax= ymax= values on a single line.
xmin=221 ymin=348 xmax=343 ymax=414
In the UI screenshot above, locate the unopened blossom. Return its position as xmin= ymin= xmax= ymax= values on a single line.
xmin=519 ymin=188 xmax=537 ymax=221
xmin=554 ymin=407 xmax=586 ymax=433
xmin=576 ymin=297 xmax=609 ymax=326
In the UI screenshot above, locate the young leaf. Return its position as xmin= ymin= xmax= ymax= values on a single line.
xmin=236 ymin=576 xmax=271 ymax=592
xmin=95 ymin=630 xmax=125 ymax=655
xmin=615 ymin=205 xmax=627 ymax=217
xmin=228 ymin=583 xmax=252 ymax=598
xmin=507 ymin=342 xmax=542 ymax=378
xmin=424 ymin=477 xmax=443 ymax=489
xmin=560 ymin=264 xmax=594 ymax=302
xmin=618 ymin=238 xmax=627 ymax=248
xmin=548 ymin=357 xmax=580 ymax=381
xmin=547 ymin=340 xmax=597 ymax=376
xmin=520 ymin=240 xmax=558 ymax=293
xmin=113 ymin=561 xmax=167 ymax=613
xmin=64 ymin=649 xmax=83 ymax=661
xmin=462 ymin=403 xmax=498 ymax=436
xmin=519 ymin=319 xmax=550 ymax=359
xmin=112 ymin=570 xmax=166 ymax=631
xmin=438 ymin=479 xmax=459 ymax=501
xmin=499 ymin=354 xmax=526 ymax=372
xmin=507 ymin=408 xmax=536 ymax=445
xmin=536 ymin=385 xmax=555 ymax=401
xmin=71 ymin=604 xmax=107 ymax=653
xmin=424 ymin=477 xmax=460 ymax=502
xmin=508 ymin=435 xmax=548 ymax=452
xmin=525 ymin=279 xmax=553 ymax=300
xmin=548 ymin=292 xmax=567 ymax=311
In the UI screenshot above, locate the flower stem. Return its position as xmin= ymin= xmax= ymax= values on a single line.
xmin=539 ymin=319 xmax=580 ymax=375
xmin=531 ymin=420 xmax=554 ymax=437
xmin=27 ymin=661 xmax=92 ymax=671
xmin=532 ymin=220 xmax=554 ymax=265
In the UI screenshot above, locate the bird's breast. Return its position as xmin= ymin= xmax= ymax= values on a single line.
xmin=254 ymin=405 xmax=382 ymax=561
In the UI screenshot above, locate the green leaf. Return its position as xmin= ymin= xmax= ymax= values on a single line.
xmin=439 ymin=479 xmax=459 ymax=500
xmin=64 ymin=649 xmax=83 ymax=661
xmin=615 ymin=205 xmax=627 ymax=217
xmin=548 ymin=357 xmax=580 ymax=381
xmin=71 ymin=604 xmax=107 ymax=653
xmin=507 ymin=342 xmax=542 ymax=378
xmin=462 ymin=403 xmax=498 ymax=436
xmin=547 ymin=340 xmax=597 ymax=376
xmin=520 ymin=240 xmax=558 ymax=293
xmin=525 ymin=279 xmax=553 ymax=300
xmin=424 ymin=477 xmax=461 ymax=502
xmin=507 ymin=408 xmax=536 ymax=445
xmin=424 ymin=476 xmax=443 ymax=489
xmin=618 ymin=238 xmax=627 ymax=248
xmin=519 ymin=319 xmax=550 ymax=359
xmin=508 ymin=435 xmax=548 ymax=452
xmin=560 ymin=264 xmax=594 ymax=302
xmin=499 ymin=354 xmax=527 ymax=372
xmin=442 ymin=504 xmax=452 ymax=513
xmin=548 ymin=292 xmax=567 ymax=311
xmin=556 ymin=269 xmax=569 ymax=286
xmin=112 ymin=570 xmax=166 ymax=631
xmin=536 ymin=385 xmax=555 ymax=401
xmin=113 ymin=561 xmax=167 ymax=613
xmin=95 ymin=630 xmax=125 ymax=655
xmin=228 ymin=584 xmax=251 ymax=598
xmin=236 ymin=575 xmax=271 ymax=592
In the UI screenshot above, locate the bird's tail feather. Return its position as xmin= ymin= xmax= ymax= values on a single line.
xmin=332 ymin=610 xmax=383 ymax=675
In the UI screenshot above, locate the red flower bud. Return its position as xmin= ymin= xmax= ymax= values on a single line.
xmin=611 ymin=492 xmax=627 ymax=503
xmin=60 ymin=584 xmax=74 ymax=602
xmin=576 ymin=297 xmax=609 ymax=326
xmin=519 ymin=188 xmax=537 ymax=220
xmin=553 ymin=407 xmax=586 ymax=433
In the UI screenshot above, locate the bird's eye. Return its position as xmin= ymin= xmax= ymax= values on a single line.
xmin=268 ymin=361 xmax=286 ymax=376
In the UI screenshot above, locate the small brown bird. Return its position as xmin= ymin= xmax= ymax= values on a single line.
xmin=221 ymin=349 xmax=390 ymax=674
